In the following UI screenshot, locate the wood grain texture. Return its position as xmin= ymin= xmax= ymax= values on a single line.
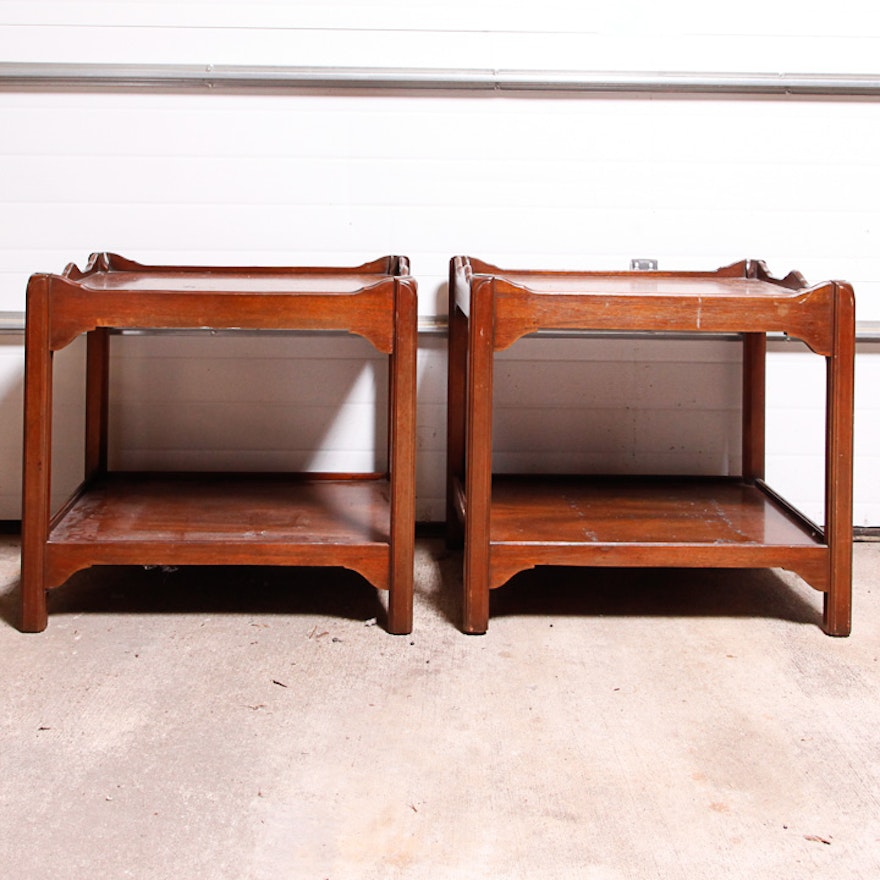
xmin=448 ymin=256 xmax=855 ymax=635
xmin=20 ymin=254 xmax=417 ymax=633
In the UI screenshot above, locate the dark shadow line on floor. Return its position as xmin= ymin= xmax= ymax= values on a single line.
xmin=430 ymin=554 xmax=825 ymax=630
xmin=1 ymin=564 xmax=390 ymax=631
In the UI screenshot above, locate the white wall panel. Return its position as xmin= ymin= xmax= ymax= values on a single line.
xmin=2 ymin=3 xmax=880 ymax=525
xmin=3 ymin=91 xmax=878 ymax=319
xmin=0 ymin=338 xmax=24 ymax=518
xmin=493 ymin=337 xmax=739 ymax=479
xmin=4 ymin=333 xmax=880 ymax=525
xmin=7 ymin=1 xmax=871 ymax=32
xmin=766 ymin=343 xmax=880 ymax=528
xmin=2 ymin=2 xmax=880 ymax=71
xmin=0 ymin=336 xmax=85 ymax=518
xmin=109 ymin=333 xmax=389 ymax=473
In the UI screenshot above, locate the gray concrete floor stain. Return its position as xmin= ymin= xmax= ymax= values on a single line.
xmin=1 ymin=535 xmax=879 ymax=878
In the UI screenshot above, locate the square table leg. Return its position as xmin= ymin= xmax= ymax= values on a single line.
xmin=20 ymin=276 xmax=53 ymax=633
xmin=823 ymin=282 xmax=856 ymax=636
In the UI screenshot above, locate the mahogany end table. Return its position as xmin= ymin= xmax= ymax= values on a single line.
xmin=446 ymin=256 xmax=854 ymax=635
xmin=21 ymin=253 xmax=417 ymax=634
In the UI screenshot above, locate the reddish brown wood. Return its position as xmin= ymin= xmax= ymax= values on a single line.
xmin=21 ymin=255 xmax=417 ymax=634
xmin=486 ymin=476 xmax=828 ymax=588
xmin=20 ymin=275 xmax=53 ymax=632
xmin=44 ymin=474 xmax=394 ymax=589
xmin=84 ymin=328 xmax=110 ymax=480
xmin=741 ymin=333 xmax=766 ymax=481
xmin=485 ymin=269 xmax=839 ymax=355
xmin=47 ymin=253 xmax=406 ymax=353
xmin=447 ymin=256 xmax=855 ymax=635
xmin=823 ymin=282 xmax=856 ymax=635
xmin=444 ymin=259 xmax=468 ymax=550
xmin=462 ymin=277 xmax=496 ymax=633
xmin=387 ymin=276 xmax=418 ymax=634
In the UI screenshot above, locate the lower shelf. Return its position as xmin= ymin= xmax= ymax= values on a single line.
xmin=483 ymin=475 xmax=829 ymax=589
xmin=45 ymin=473 xmax=393 ymax=589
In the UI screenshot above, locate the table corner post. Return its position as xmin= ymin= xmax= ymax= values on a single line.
xmin=742 ymin=332 xmax=767 ymax=481
xmin=462 ymin=276 xmax=495 ymax=634
xmin=823 ymin=281 xmax=855 ymax=636
xmin=85 ymin=327 xmax=111 ymax=480
xmin=20 ymin=274 xmax=54 ymax=632
xmin=387 ymin=276 xmax=417 ymax=634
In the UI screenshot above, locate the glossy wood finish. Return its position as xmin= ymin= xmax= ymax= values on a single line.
xmin=46 ymin=474 xmax=395 ymax=588
xmin=447 ymin=256 xmax=855 ymax=635
xmin=22 ymin=254 xmax=417 ymax=634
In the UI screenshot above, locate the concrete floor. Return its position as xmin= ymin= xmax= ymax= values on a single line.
xmin=1 ymin=536 xmax=879 ymax=879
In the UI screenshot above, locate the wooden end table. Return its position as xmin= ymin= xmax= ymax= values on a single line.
xmin=21 ymin=253 xmax=417 ymax=634
xmin=446 ymin=256 xmax=855 ymax=635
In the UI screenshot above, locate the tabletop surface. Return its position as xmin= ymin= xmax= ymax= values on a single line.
xmin=74 ymin=270 xmax=389 ymax=295
xmin=491 ymin=271 xmax=808 ymax=298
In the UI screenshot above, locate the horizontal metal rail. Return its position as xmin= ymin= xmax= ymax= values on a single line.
xmin=3 ymin=63 xmax=880 ymax=336
xmin=3 ymin=63 xmax=880 ymax=96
